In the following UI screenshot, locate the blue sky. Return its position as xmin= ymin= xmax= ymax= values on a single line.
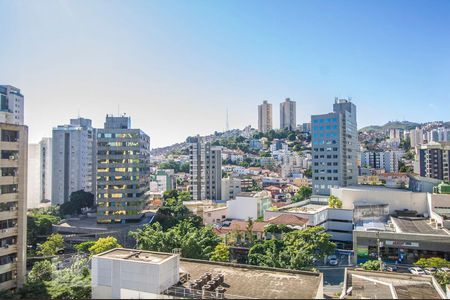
xmin=1 ymin=0 xmax=449 ymax=147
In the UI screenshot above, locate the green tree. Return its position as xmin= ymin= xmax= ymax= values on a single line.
xmin=398 ymin=160 xmax=414 ymax=173
xmin=210 ymin=243 xmax=230 ymax=262
xmin=287 ymin=132 xmax=296 ymax=141
xmin=60 ymin=190 xmax=94 ymax=216
xmin=360 ymin=260 xmax=381 ymax=270
xmin=246 ymin=218 xmax=256 ymax=246
xmin=27 ymin=213 xmax=61 ymax=247
xmin=88 ymin=236 xmax=122 ymax=255
xmin=415 ymin=257 xmax=450 ymax=268
xmin=74 ymin=241 xmax=96 ymax=253
xmin=304 ymin=167 xmax=312 ymax=178
xmin=37 ymin=233 xmax=64 ymax=256
xmin=292 ymin=186 xmax=312 ymax=203
xmin=328 ymin=195 xmax=343 ymax=208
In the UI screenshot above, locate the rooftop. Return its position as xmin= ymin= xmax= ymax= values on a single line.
xmin=286 ymin=203 xmax=328 ymax=214
xmin=95 ymin=248 xmax=175 ymax=264
xmin=391 ymin=217 xmax=450 ymax=235
xmin=179 ymin=259 xmax=322 ymax=299
xmin=342 ymin=269 xmax=445 ymax=299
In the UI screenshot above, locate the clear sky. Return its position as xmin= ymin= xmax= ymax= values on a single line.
xmin=1 ymin=0 xmax=449 ymax=148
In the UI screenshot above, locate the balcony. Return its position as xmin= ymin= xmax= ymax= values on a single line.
xmin=0 ymin=176 xmax=16 ymax=185
xmin=0 ymin=159 xmax=18 ymax=168
xmin=0 ymin=279 xmax=16 ymax=291
xmin=0 ymin=193 xmax=18 ymax=203
xmin=0 ymin=262 xmax=16 ymax=274
xmin=0 ymin=245 xmax=18 ymax=256
xmin=0 ymin=210 xmax=18 ymax=220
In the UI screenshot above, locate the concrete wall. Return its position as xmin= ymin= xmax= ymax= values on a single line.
xmin=331 ymin=187 xmax=429 ymax=215
xmin=227 ymin=196 xmax=258 ymax=220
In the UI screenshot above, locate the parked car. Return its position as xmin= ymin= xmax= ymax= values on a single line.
xmin=408 ymin=267 xmax=425 ymax=275
xmin=384 ymin=265 xmax=398 ymax=272
xmin=424 ymin=267 xmax=437 ymax=275
xmin=328 ymin=255 xmax=338 ymax=266
xmin=439 ymin=267 xmax=450 ymax=273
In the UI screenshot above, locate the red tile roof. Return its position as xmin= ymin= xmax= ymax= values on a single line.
xmin=267 ymin=214 xmax=308 ymax=226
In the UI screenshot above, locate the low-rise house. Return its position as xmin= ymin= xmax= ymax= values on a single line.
xmin=227 ymin=191 xmax=272 ymax=220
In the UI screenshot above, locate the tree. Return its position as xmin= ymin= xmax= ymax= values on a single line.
xmin=210 ymin=243 xmax=230 ymax=262
xmin=360 ymin=260 xmax=381 ymax=270
xmin=328 ymin=195 xmax=343 ymax=209
xmin=37 ymin=233 xmax=64 ymax=256
xmin=287 ymin=132 xmax=296 ymax=141
xmin=28 ymin=213 xmax=61 ymax=247
xmin=292 ymin=186 xmax=312 ymax=203
xmin=88 ymin=236 xmax=122 ymax=255
xmin=398 ymin=160 xmax=414 ymax=173
xmin=415 ymin=257 xmax=450 ymax=268
xmin=304 ymin=167 xmax=312 ymax=179
xmin=60 ymin=190 xmax=94 ymax=216
xmin=74 ymin=241 xmax=96 ymax=253
xmin=246 ymin=218 xmax=256 ymax=246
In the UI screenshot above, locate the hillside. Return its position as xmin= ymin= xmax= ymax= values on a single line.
xmin=359 ymin=121 xmax=420 ymax=132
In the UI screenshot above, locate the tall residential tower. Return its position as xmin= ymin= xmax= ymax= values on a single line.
xmin=280 ymin=98 xmax=296 ymax=131
xmin=311 ymin=98 xmax=358 ymax=195
xmin=258 ymin=100 xmax=272 ymax=134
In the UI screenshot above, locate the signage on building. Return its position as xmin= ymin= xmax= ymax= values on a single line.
xmin=385 ymin=241 xmax=419 ymax=248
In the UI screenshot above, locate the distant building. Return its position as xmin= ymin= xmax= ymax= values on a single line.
xmin=96 ymin=115 xmax=151 ymax=224
xmin=280 ymin=98 xmax=296 ymax=131
xmin=360 ymin=150 xmax=403 ymax=173
xmin=249 ymin=139 xmax=262 ymax=150
xmin=258 ymin=100 xmax=272 ymax=133
xmin=227 ymin=191 xmax=272 ymax=220
xmin=27 ymin=138 xmax=52 ymax=208
xmin=52 ymin=118 xmax=96 ymax=205
xmin=221 ymin=177 xmax=241 ymax=201
xmin=300 ymin=122 xmax=311 ymax=133
xmin=155 ymin=169 xmax=176 ymax=192
xmin=189 ymin=137 xmax=222 ymax=200
xmin=311 ymin=98 xmax=358 ymax=195
xmin=0 ymin=85 xmax=24 ymax=125
xmin=418 ymin=142 xmax=450 ymax=181
xmin=410 ymin=127 xmax=424 ymax=148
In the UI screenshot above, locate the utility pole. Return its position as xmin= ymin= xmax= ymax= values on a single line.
xmin=377 ymin=231 xmax=383 ymax=271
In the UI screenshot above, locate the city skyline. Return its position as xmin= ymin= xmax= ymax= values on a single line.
xmin=1 ymin=0 xmax=450 ymax=148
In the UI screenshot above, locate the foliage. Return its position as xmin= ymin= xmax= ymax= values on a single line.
xmin=158 ymin=190 xmax=201 ymax=229
xmin=264 ymin=224 xmax=294 ymax=235
xmin=28 ymin=260 xmax=55 ymax=282
xmin=291 ymin=186 xmax=312 ymax=203
xmin=304 ymin=167 xmax=312 ymax=179
xmin=60 ymin=190 xmax=94 ymax=216
xmin=130 ymin=220 xmax=220 ymax=260
xmin=27 ymin=211 xmax=61 ymax=247
xmin=434 ymin=271 xmax=450 ymax=287
xmin=328 ymin=195 xmax=343 ymax=209
xmin=37 ymin=234 xmax=64 ymax=256
xmin=248 ymin=226 xmax=335 ymax=270
xmin=74 ymin=241 xmax=96 ymax=253
xmin=398 ymin=160 xmax=414 ymax=173
xmin=246 ymin=218 xmax=256 ymax=246
xmin=360 ymin=260 xmax=381 ymax=270
xmin=414 ymin=257 xmax=450 ymax=268
xmin=210 ymin=243 xmax=230 ymax=262
xmin=88 ymin=236 xmax=122 ymax=255
xmin=159 ymin=160 xmax=189 ymax=173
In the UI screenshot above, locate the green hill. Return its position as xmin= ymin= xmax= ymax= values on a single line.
xmin=359 ymin=121 xmax=420 ymax=132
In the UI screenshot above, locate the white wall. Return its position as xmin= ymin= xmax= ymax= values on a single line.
xmin=228 ymin=196 xmax=258 ymax=220
xmin=27 ymin=143 xmax=41 ymax=209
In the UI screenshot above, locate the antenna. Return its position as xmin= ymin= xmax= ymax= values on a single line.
xmin=118 ymin=104 xmax=120 ymax=117
xmin=226 ymin=107 xmax=229 ymax=131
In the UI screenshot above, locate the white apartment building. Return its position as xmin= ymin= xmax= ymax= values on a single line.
xmin=410 ymin=127 xmax=424 ymax=148
xmin=360 ymin=150 xmax=403 ymax=173
xmin=221 ymin=177 xmax=241 ymax=201
xmin=52 ymin=118 xmax=96 ymax=205
xmin=258 ymin=100 xmax=272 ymax=134
xmin=280 ymin=98 xmax=296 ymax=131
xmin=227 ymin=191 xmax=272 ymax=220
xmin=189 ymin=137 xmax=222 ymax=201
xmin=0 ymin=85 xmax=24 ymax=126
xmin=27 ymin=138 xmax=52 ymax=209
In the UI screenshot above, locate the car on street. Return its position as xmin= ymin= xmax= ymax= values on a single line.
xmin=408 ymin=267 xmax=425 ymax=275
xmin=424 ymin=267 xmax=437 ymax=275
xmin=384 ymin=265 xmax=398 ymax=272
xmin=328 ymin=255 xmax=338 ymax=266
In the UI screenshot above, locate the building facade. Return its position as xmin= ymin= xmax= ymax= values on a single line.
xmin=360 ymin=150 xmax=402 ymax=173
xmin=221 ymin=177 xmax=241 ymax=201
xmin=280 ymin=98 xmax=296 ymax=131
xmin=0 ymin=86 xmax=24 ymax=126
xmin=189 ymin=137 xmax=222 ymax=200
xmin=311 ymin=98 xmax=358 ymax=195
xmin=52 ymin=118 xmax=96 ymax=205
xmin=418 ymin=142 xmax=450 ymax=182
xmin=27 ymin=138 xmax=52 ymax=209
xmin=96 ymin=115 xmax=150 ymax=224
xmin=258 ymin=100 xmax=272 ymax=134
xmin=0 ymin=105 xmax=27 ymax=290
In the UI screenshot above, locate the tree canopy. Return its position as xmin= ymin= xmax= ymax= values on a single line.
xmin=210 ymin=243 xmax=230 ymax=262
xmin=291 ymin=186 xmax=312 ymax=203
xmin=37 ymin=234 xmax=64 ymax=256
xmin=328 ymin=195 xmax=343 ymax=209
xmin=60 ymin=190 xmax=94 ymax=216
xmin=87 ymin=236 xmax=122 ymax=256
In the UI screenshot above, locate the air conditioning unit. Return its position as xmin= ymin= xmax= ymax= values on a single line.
xmin=8 ymin=155 xmax=16 ymax=160
xmin=4 ymin=244 xmax=9 ymax=249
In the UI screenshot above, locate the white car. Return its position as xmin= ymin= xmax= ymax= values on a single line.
xmin=328 ymin=255 xmax=338 ymax=266
xmin=408 ymin=267 xmax=425 ymax=275
xmin=424 ymin=267 xmax=437 ymax=275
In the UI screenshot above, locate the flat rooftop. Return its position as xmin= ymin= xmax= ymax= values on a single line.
xmin=286 ymin=203 xmax=327 ymax=214
xmin=343 ymin=269 xmax=444 ymax=299
xmin=391 ymin=217 xmax=450 ymax=235
xmin=96 ymin=248 xmax=175 ymax=264
xmin=179 ymin=259 xmax=322 ymax=299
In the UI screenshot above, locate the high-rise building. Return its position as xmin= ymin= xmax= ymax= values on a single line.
xmin=96 ymin=115 xmax=150 ymax=224
xmin=0 ymin=85 xmax=24 ymax=126
xmin=360 ymin=151 xmax=402 ymax=173
xmin=258 ymin=100 xmax=272 ymax=133
xmin=0 ymin=85 xmax=27 ymax=290
xmin=27 ymin=138 xmax=52 ymax=209
xmin=418 ymin=142 xmax=450 ymax=182
xmin=280 ymin=98 xmax=296 ymax=131
xmin=155 ymin=169 xmax=176 ymax=193
xmin=410 ymin=127 xmax=424 ymax=149
xmin=311 ymin=98 xmax=358 ymax=195
xmin=188 ymin=137 xmax=222 ymax=200
xmin=52 ymin=118 xmax=96 ymax=205
xmin=221 ymin=177 xmax=241 ymax=201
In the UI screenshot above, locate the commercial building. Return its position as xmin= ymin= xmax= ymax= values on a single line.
xmin=0 ymin=85 xmax=24 ymax=126
xmin=227 ymin=191 xmax=272 ymax=220
xmin=188 ymin=137 xmax=222 ymax=200
xmin=92 ymin=248 xmax=324 ymax=299
xmin=52 ymin=118 xmax=96 ymax=205
xmin=0 ymin=86 xmax=27 ymax=290
xmin=220 ymin=177 xmax=241 ymax=201
xmin=311 ymin=98 xmax=358 ymax=195
xmin=27 ymin=138 xmax=52 ymax=209
xmin=417 ymin=142 xmax=450 ymax=181
xmin=96 ymin=115 xmax=150 ymax=224
xmin=341 ymin=268 xmax=446 ymax=299
xmin=258 ymin=100 xmax=272 ymax=133
xmin=280 ymin=98 xmax=296 ymax=131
